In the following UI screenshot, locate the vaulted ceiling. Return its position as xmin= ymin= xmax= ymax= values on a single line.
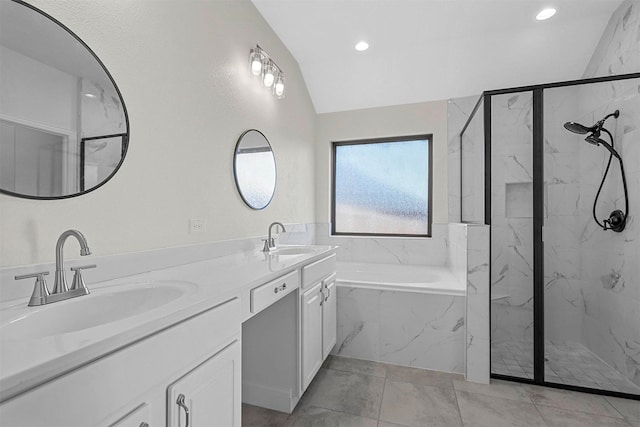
xmin=252 ymin=0 xmax=623 ymax=113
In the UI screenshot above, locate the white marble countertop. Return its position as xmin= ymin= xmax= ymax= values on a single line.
xmin=0 ymin=245 xmax=336 ymax=403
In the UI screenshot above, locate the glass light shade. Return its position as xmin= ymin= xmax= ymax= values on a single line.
xmin=274 ymin=74 xmax=285 ymax=99
xmin=249 ymin=48 xmax=263 ymax=76
xmin=263 ymin=61 xmax=275 ymax=87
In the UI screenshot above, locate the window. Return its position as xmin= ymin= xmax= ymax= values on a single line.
xmin=332 ymin=135 xmax=432 ymax=237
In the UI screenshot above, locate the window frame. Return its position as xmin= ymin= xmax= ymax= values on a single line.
xmin=331 ymin=134 xmax=433 ymax=238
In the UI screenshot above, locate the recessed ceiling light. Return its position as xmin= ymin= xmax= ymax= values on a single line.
xmin=355 ymin=41 xmax=369 ymax=51
xmin=536 ymin=8 xmax=556 ymax=21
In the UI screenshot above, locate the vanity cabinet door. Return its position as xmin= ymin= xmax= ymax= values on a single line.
xmin=301 ymin=282 xmax=323 ymax=391
xmin=322 ymin=275 xmax=337 ymax=360
xmin=167 ymin=338 xmax=241 ymax=427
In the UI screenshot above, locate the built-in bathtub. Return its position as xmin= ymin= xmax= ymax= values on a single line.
xmin=336 ymin=262 xmax=465 ymax=296
xmin=333 ymin=261 xmax=466 ymax=374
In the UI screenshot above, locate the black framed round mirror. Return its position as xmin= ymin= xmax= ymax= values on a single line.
xmin=0 ymin=0 xmax=129 ymax=199
xmin=233 ymin=129 xmax=276 ymax=210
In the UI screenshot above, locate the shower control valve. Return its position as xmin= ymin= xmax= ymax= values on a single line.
xmin=603 ymin=210 xmax=626 ymax=233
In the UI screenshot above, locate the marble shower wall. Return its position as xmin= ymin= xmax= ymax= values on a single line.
xmin=583 ymin=0 xmax=640 ymax=79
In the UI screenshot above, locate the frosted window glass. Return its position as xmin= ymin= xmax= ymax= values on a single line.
xmin=334 ymin=139 xmax=430 ymax=235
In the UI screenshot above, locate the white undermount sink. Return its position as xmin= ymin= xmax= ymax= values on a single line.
xmin=273 ymin=246 xmax=322 ymax=256
xmin=0 ymin=280 xmax=197 ymax=340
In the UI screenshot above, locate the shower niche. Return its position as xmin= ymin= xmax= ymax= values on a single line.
xmin=461 ymin=72 xmax=640 ymax=399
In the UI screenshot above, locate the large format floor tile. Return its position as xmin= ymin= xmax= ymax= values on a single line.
xmin=606 ymin=396 xmax=640 ymax=421
xmin=379 ymin=379 xmax=462 ymax=427
xmin=524 ymin=384 xmax=623 ymax=418
xmin=455 ymin=390 xmax=548 ymax=427
xmin=288 ymin=406 xmax=378 ymax=427
xmin=242 ymin=356 xmax=640 ymax=427
xmin=300 ymin=368 xmax=385 ymax=419
xmin=325 ymin=355 xmax=388 ymax=378
xmin=536 ymin=405 xmax=633 ymax=427
xmin=385 ymin=363 xmax=462 ymax=389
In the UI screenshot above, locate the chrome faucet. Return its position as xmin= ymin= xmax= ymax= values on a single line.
xmin=262 ymin=222 xmax=286 ymax=252
xmin=53 ymin=229 xmax=91 ymax=293
xmin=15 ymin=229 xmax=96 ymax=306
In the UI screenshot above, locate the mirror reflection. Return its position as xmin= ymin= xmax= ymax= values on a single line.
xmin=233 ymin=130 xmax=276 ymax=210
xmin=0 ymin=0 xmax=129 ymax=199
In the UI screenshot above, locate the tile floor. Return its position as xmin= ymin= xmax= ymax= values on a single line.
xmin=242 ymin=355 xmax=640 ymax=427
xmin=492 ymin=339 xmax=640 ymax=394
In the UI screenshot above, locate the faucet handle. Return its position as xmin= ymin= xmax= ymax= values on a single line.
xmin=69 ymin=265 xmax=96 ymax=293
xmin=15 ymin=271 xmax=51 ymax=306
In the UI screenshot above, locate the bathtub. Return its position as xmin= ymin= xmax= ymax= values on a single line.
xmin=336 ymin=262 xmax=465 ymax=296
xmin=333 ymin=261 xmax=466 ymax=374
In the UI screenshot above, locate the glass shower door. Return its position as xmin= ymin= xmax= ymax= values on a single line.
xmin=489 ymin=91 xmax=535 ymax=380
xmin=543 ymin=78 xmax=640 ymax=395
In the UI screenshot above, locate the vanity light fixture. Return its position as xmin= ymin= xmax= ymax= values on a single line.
xmin=249 ymin=44 xmax=285 ymax=99
xmin=536 ymin=7 xmax=556 ymax=21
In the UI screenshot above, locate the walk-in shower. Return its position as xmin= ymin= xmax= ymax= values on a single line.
xmin=460 ymin=72 xmax=640 ymax=400
xmin=564 ymin=110 xmax=630 ymax=233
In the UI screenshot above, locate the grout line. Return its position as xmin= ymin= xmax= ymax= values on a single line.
xmin=451 ymin=387 xmax=465 ymax=426
xmin=531 ymin=402 xmax=553 ymax=427
xmin=377 ymin=377 xmax=387 ymax=420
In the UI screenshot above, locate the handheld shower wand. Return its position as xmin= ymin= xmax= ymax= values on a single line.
xmin=563 ymin=110 xmax=628 ymax=232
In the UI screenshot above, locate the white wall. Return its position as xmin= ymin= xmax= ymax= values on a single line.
xmin=0 ymin=46 xmax=77 ymax=133
xmin=0 ymin=0 xmax=317 ymax=268
xmin=315 ymin=100 xmax=448 ymax=225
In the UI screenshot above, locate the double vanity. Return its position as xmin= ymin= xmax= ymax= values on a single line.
xmin=0 ymin=236 xmax=337 ymax=426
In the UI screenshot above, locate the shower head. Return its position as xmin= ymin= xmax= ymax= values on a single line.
xmin=564 ymin=121 xmax=595 ymax=135
xmin=585 ymin=134 xmax=621 ymax=159
xmin=585 ymin=134 xmax=602 ymax=146
xmin=563 ymin=110 xmax=620 ymax=136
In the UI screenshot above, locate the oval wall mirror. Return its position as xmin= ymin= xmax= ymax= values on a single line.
xmin=0 ymin=0 xmax=129 ymax=199
xmin=233 ymin=129 xmax=276 ymax=210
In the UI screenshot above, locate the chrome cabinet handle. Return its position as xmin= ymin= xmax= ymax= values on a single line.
xmin=319 ymin=286 xmax=325 ymax=306
xmin=324 ymin=282 xmax=332 ymax=302
xmin=176 ymin=394 xmax=190 ymax=427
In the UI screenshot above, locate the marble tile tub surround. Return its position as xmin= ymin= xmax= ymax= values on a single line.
xmin=316 ymin=223 xmax=450 ymax=266
xmin=332 ymin=286 xmax=466 ymax=373
xmin=243 ymin=355 xmax=640 ymax=427
xmin=0 ymin=222 xmax=318 ymax=304
xmin=465 ymin=224 xmax=490 ymax=384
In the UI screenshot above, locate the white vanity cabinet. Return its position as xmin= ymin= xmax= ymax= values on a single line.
xmin=300 ymin=254 xmax=337 ymax=391
xmin=0 ymin=297 xmax=241 ymax=427
xmin=167 ymin=340 xmax=241 ymax=427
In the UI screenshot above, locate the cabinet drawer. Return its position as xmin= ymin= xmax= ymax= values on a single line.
xmin=301 ymin=254 xmax=336 ymax=290
xmin=251 ymin=270 xmax=299 ymax=314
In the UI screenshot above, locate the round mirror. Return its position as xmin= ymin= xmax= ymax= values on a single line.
xmin=233 ymin=130 xmax=276 ymax=210
xmin=0 ymin=0 xmax=129 ymax=199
